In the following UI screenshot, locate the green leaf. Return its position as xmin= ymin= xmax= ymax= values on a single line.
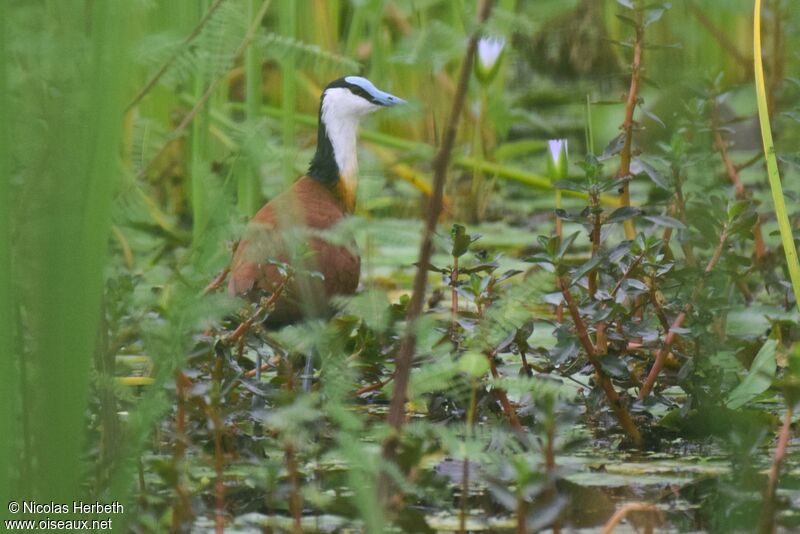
xmin=630 ymin=158 xmax=669 ymax=189
xmin=643 ymin=4 xmax=670 ymax=27
xmin=557 ymin=231 xmax=581 ymax=260
xmin=605 ymin=206 xmax=642 ymax=224
xmin=643 ymin=215 xmax=686 ymax=229
xmin=450 ymin=224 xmax=471 ymax=258
xmin=600 ymin=355 xmax=629 ymax=380
xmin=601 ymin=133 xmax=626 ymax=160
xmin=571 ymin=255 xmax=603 ymax=286
xmin=459 ymin=351 xmax=489 ymax=378
xmin=725 ymin=339 xmax=777 ymax=410
xmin=552 ymin=179 xmax=589 ymax=193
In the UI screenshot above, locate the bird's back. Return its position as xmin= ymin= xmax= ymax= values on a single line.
xmin=228 ymin=177 xmax=360 ymax=326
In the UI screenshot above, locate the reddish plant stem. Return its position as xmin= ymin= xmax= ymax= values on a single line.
xmin=661 ymin=177 xmax=697 ymax=267
xmin=459 ymin=455 xmax=470 ymax=534
xmin=210 ymin=355 xmax=226 ymax=534
xmin=203 ymin=266 xmax=231 ymax=296
xmin=172 ymin=371 xmax=193 ymax=531
xmin=486 ymin=352 xmax=523 ymax=432
xmin=638 ymin=226 xmax=730 ymax=400
xmin=384 ymin=0 xmax=495 ymax=436
xmin=617 ymin=11 xmax=643 ymax=240
xmin=559 ymin=279 xmax=642 ymax=445
xmin=761 ymin=404 xmax=793 ymax=533
xmin=588 ymin=209 xmax=602 ymax=298
xmin=610 ymin=252 xmax=645 ymax=299
xmin=285 ymin=442 xmax=303 ymax=534
xmin=459 ymin=380 xmax=478 ymax=534
xmin=354 ymin=373 xmax=395 ymax=396
xmin=711 ymin=103 xmax=767 ymax=259
xmin=451 ymin=256 xmax=459 ymax=335
xmin=244 ymin=358 xmax=275 ymax=378
xmin=224 ymin=278 xmax=289 ymax=344
xmin=648 ymin=283 xmax=672 ymax=333
xmin=516 ymin=494 xmax=527 ymax=534
xmin=601 ymin=502 xmax=662 ymax=534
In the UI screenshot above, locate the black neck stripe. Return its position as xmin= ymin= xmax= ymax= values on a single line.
xmin=307 ymin=101 xmax=339 ymax=185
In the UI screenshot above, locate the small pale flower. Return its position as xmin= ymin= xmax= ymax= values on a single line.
xmin=475 ymin=36 xmax=505 ymax=86
xmin=547 ymin=139 xmax=569 ymax=180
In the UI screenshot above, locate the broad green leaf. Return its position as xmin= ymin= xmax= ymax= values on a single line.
xmin=725 ymin=339 xmax=777 ymax=410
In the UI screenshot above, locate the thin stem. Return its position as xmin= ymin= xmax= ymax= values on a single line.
xmin=459 ymin=379 xmax=477 ymax=534
xmin=559 ymin=278 xmax=642 ymax=445
xmin=638 ymin=226 xmax=730 ymax=399
xmin=760 ymin=404 xmax=793 ymax=533
xmin=710 ymin=101 xmax=766 ymax=259
xmin=617 ymin=10 xmax=643 ymax=240
xmin=224 ymin=277 xmax=289 ymax=345
xmin=210 ymin=354 xmax=226 ymax=534
xmin=451 ymin=256 xmax=459 ymax=336
xmin=285 ymin=442 xmax=303 ymax=534
xmin=172 ymin=371 xmax=193 ymax=531
xmin=486 ymin=352 xmax=523 ymax=432
xmin=384 ymin=0 xmax=496 ymax=434
xmin=601 ymin=502 xmax=661 ymax=534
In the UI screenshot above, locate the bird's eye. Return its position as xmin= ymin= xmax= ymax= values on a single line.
xmin=349 ymin=86 xmax=373 ymax=102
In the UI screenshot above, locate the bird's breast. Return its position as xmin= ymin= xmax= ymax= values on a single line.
xmin=228 ymin=177 xmax=360 ymax=324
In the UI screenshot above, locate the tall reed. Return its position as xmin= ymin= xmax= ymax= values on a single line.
xmin=0 ymin=0 xmax=17 ymax=503
xmin=11 ymin=0 xmax=132 ymax=502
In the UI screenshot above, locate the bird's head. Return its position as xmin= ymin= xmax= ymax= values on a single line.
xmin=310 ymin=76 xmax=405 ymax=212
xmin=320 ymin=76 xmax=406 ymax=118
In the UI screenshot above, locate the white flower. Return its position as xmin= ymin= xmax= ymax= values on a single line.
xmin=547 ymin=139 xmax=569 ymax=180
xmin=475 ymin=36 xmax=505 ymax=85
xmin=477 ymin=36 xmax=505 ymax=70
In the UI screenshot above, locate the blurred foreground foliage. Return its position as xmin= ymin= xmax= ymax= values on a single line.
xmin=3 ymin=0 xmax=800 ymax=532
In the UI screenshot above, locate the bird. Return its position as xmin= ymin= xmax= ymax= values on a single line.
xmin=228 ymin=76 xmax=406 ymax=330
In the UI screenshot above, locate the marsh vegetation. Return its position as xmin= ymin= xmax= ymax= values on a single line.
xmin=3 ymin=0 xmax=800 ymax=532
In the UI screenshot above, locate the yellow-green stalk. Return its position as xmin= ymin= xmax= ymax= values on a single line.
xmin=754 ymin=0 xmax=800 ymax=310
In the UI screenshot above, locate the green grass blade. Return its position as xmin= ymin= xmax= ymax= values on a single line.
xmin=753 ymin=0 xmax=800 ymax=311
xmin=280 ymin=0 xmax=297 ymax=185
xmin=0 ymin=0 xmax=19 ymax=502
xmin=239 ymin=0 xmax=263 ymax=215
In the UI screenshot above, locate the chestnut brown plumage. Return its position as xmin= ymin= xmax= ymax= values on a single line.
xmin=228 ymin=176 xmax=360 ymax=326
xmin=228 ymin=76 xmax=405 ymax=326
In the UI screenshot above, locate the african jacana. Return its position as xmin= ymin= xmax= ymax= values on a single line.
xmin=229 ymin=76 xmax=405 ymax=329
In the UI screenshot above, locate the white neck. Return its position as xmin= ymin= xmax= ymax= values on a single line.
xmin=322 ymin=106 xmax=360 ymax=189
xmin=320 ymin=88 xmax=379 ymax=198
